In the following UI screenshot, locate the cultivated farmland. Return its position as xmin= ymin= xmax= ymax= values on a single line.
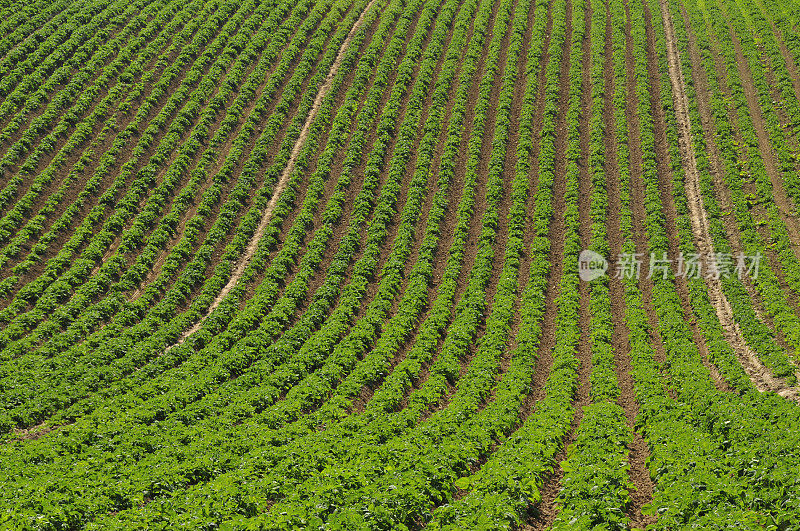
xmin=1 ymin=0 xmax=799 ymax=527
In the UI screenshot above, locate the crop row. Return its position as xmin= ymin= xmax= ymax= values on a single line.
xmin=665 ymin=0 xmax=800 ymax=388
xmin=686 ymin=0 xmax=800 ymax=379
xmin=1 ymin=0 xmax=340 ymax=358
xmin=623 ymin=0 xmax=800 ymax=525
xmin=0 ymin=0 xmax=263 ymax=332
xmin=550 ymin=0 xmax=633 ymax=526
xmin=5 ymin=0 xmax=346 ymax=370
xmin=0 ymin=0 xmax=338 ymax=429
xmin=82 ymin=0 xmax=474 ymax=523
xmin=0 ymin=0 xmax=375 ymax=429
xmin=0 ymin=0 xmax=219 ymax=295
xmin=0 ymin=0 xmax=451 ymax=523
xmin=0 ymin=0 xmax=207 ymax=276
xmin=0 ymin=0 xmax=75 ymax=64
xmin=428 ymin=0 xmax=581 ymax=526
xmin=721 ymin=0 xmax=800 ymax=210
xmin=0 ymin=0 xmax=163 ymax=210
xmin=87 ymin=0 xmax=508 ymax=523
xmin=254 ymin=0 xmax=537 ymax=524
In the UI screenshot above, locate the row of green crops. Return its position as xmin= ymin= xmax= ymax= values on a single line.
xmin=0 ymin=0 xmax=352 ymax=430
xmin=622 ymin=0 xmax=800 ymax=525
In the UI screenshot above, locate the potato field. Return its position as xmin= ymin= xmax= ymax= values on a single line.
xmin=0 ymin=0 xmax=799 ymax=527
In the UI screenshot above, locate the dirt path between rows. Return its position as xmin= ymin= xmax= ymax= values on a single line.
xmin=359 ymin=0 xmax=485 ymax=414
xmin=514 ymin=0 xmax=553 ymax=433
xmin=674 ymin=0 xmax=800 ymax=360
xmin=603 ymin=2 xmax=655 ymax=525
xmin=716 ymin=3 xmax=800 ymax=262
xmin=166 ymin=0 xmax=381 ymax=349
xmin=423 ymin=0 xmax=520 ymax=421
xmin=526 ymin=0 xmax=577 ymax=525
xmin=657 ymin=0 xmax=800 ymax=402
xmin=641 ymin=0 xmax=728 ymax=392
xmin=402 ymin=0 xmax=506 ymax=416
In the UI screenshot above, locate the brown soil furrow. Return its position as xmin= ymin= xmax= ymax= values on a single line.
xmin=0 ymin=62 xmax=159 ymax=278
xmin=0 ymin=28 xmax=208 ymax=289
xmin=167 ymin=0 xmax=381 ymax=349
xmin=0 ymin=4 xmax=76 ymax=78
xmin=352 ymin=0 xmax=451 ymax=315
xmin=199 ymin=32 xmax=351 ymax=312
xmin=758 ymin=6 xmax=800 ymax=107
xmin=457 ymin=0 xmax=532 ymax=427
xmin=422 ymin=0 xmax=522 ymax=422
xmin=496 ymin=0 xmax=543 ymax=381
xmin=0 ymin=5 xmax=157 ymax=146
xmin=366 ymin=0 xmax=488 ymax=415
xmin=641 ymin=0 xmax=728 ymax=392
xmin=602 ymin=3 xmax=655 ymax=526
xmin=78 ymin=2 xmax=290 ymax=283
xmin=86 ymin=62 xmax=255 ymax=279
xmin=319 ymin=9 xmax=453 ymax=409
xmin=270 ymin=0 xmax=448 ymax=368
xmin=465 ymin=0 xmax=520 ymax=369
xmin=529 ymin=1 xmax=590 ymax=527
xmin=622 ymin=0 xmax=671 ymax=395
xmin=0 ymin=9 xmax=203 ymax=256
xmin=715 ymin=5 xmax=800 ymax=260
xmin=517 ymin=0 xmax=557 ymax=426
xmin=762 ymin=55 xmax=800 ymax=177
xmin=0 ymin=46 xmax=223 ymax=313
xmin=131 ymin=1 xmax=383 ymax=305
xmin=443 ymin=0 xmax=503 ymax=318
xmin=656 ymin=0 xmax=799 ymax=400
xmin=351 ymin=0 xmax=476 ymax=412
xmin=676 ymin=2 xmax=800 ymax=354
xmin=0 ymin=4 xmax=229 ymax=224
xmin=395 ymin=0 xmax=506 ymax=416
xmin=124 ymin=73 xmax=270 ymax=302
xmin=390 ymin=4 xmax=463 ymax=318
xmin=119 ymin=62 xmax=263 ymax=275
xmin=0 ymin=8 xmax=145 ymax=139
xmin=128 ymin=64 xmax=273 ymax=301
xmin=235 ymin=0 xmax=383 ymax=315
xmin=87 ymin=1 xmax=348 ymax=316
xmin=80 ymin=104 xmax=247 ymax=292
xmin=689 ymin=3 xmax=800 ymax=319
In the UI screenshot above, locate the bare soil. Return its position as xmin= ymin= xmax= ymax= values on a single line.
xmin=496 ymin=0 xmax=545 ymax=380
xmin=514 ymin=0 xmax=554 ymax=426
xmin=524 ymin=0 xmax=575 ymax=526
xmin=621 ymin=0 xmax=672 ymax=397
xmin=209 ymin=6 xmax=358 ymax=314
xmin=420 ymin=0 xmax=519 ymax=421
xmin=0 ymin=9 xmax=197 ymax=284
xmin=353 ymin=0 xmax=474 ymax=414
xmin=657 ymin=0 xmax=799 ymax=401
xmin=720 ymin=9 xmax=800 ymax=260
xmin=603 ymin=2 xmax=656 ymax=526
xmin=639 ymin=0 xmax=728 ymax=392
xmin=396 ymin=0 xmax=504 ymax=415
xmin=675 ymin=0 xmax=800 ymax=360
xmin=167 ymin=0 xmax=383 ymax=349
xmin=232 ymin=1 xmax=374 ymax=313
xmin=142 ymin=0 xmax=380 ymax=308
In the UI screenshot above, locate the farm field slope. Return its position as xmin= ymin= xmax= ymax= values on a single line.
xmin=1 ymin=0 xmax=800 ymax=527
